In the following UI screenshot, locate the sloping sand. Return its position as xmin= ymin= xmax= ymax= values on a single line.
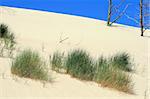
xmin=0 ymin=6 xmax=150 ymax=99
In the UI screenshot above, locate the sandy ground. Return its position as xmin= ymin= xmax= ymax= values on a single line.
xmin=0 ymin=6 xmax=150 ymax=99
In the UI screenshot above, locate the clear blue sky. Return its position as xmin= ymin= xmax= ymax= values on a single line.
xmin=1 ymin=0 xmax=147 ymax=27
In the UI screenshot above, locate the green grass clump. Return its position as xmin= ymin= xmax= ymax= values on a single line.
xmin=0 ymin=24 xmax=9 ymax=38
xmin=51 ymin=51 xmax=65 ymax=72
xmin=109 ymin=52 xmax=132 ymax=72
xmin=50 ymin=49 xmax=133 ymax=93
xmin=11 ymin=49 xmax=50 ymax=81
xmin=0 ymin=23 xmax=16 ymax=57
xmin=101 ymin=68 xmax=132 ymax=93
xmin=94 ymin=56 xmax=108 ymax=81
xmin=66 ymin=49 xmax=95 ymax=80
xmin=94 ymin=57 xmax=132 ymax=93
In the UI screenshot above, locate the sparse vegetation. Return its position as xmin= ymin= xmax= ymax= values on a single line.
xmin=65 ymin=49 xmax=95 ymax=80
xmin=11 ymin=49 xmax=50 ymax=82
xmin=100 ymin=67 xmax=132 ymax=93
xmin=51 ymin=51 xmax=65 ymax=72
xmin=93 ymin=56 xmax=108 ymax=81
xmin=0 ymin=23 xmax=16 ymax=58
xmin=109 ymin=52 xmax=132 ymax=72
xmin=94 ymin=57 xmax=132 ymax=93
xmin=0 ymin=24 xmax=9 ymax=38
xmin=50 ymin=49 xmax=133 ymax=93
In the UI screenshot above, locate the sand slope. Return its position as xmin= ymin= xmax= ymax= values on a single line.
xmin=0 ymin=6 xmax=150 ymax=99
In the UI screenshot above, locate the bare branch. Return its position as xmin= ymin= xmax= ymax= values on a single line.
xmin=59 ymin=37 xmax=69 ymax=43
xmin=59 ymin=33 xmax=69 ymax=44
xmin=124 ymin=13 xmax=140 ymax=24
xmin=107 ymin=0 xmax=131 ymax=26
xmin=110 ymin=4 xmax=130 ymax=25
xmin=143 ymin=3 xmax=150 ymax=7
xmin=144 ymin=13 xmax=150 ymax=17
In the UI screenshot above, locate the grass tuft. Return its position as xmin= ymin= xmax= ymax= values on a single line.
xmin=0 ymin=24 xmax=9 ymax=38
xmin=66 ymin=49 xmax=95 ymax=80
xmin=94 ymin=57 xmax=133 ymax=93
xmin=51 ymin=51 xmax=65 ymax=72
xmin=11 ymin=49 xmax=50 ymax=82
xmin=93 ymin=56 xmax=108 ymax=81
xmin=109 ymin=52 xmax=132 ymax=72
xmin=0 ymin=23 xmax=16 ymax=58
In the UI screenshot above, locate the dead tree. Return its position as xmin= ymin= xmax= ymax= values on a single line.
xmin=107 ymin=0 xmax=129 ymax=26
xmin=107 ymin=0 xmax=149 ymax=36
xmin=140 ymin=0 xmax=150 ymax=36
xmin=107 ymin=0 xmax=112 ymax=26
xmin=140 ymin=0 xmax=144 ymax=36
xmin=110 ymin=4 xmax=129 ymax=26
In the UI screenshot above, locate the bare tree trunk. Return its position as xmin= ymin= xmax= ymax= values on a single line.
xmin=107 ymin=0 xmax=112 ymax=26
xmin=140 ymin=0 xmax=144 ymax=36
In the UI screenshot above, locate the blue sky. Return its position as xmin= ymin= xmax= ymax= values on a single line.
xmin=1 ymin=0 xmax=143 ymax=27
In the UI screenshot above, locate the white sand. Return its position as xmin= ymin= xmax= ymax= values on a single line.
xmin=0 ymin=6 xmax=150 ymax=99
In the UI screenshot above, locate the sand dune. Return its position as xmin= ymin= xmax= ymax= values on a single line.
xmin=0 ymin=6 xmax=150 ymax=99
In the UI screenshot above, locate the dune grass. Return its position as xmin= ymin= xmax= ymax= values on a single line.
xmin=94 ymin=56 xmax=133 ymax=93
xmin=0 ymin=24 xmax=9 ymax=38
xmin=51 ymin=51 xmax=65 ymax=72
xmin=99 ymin=67 xmax=132 ymax=93
xmin=11 ymin=49 xmax=50 ymax=82
xmin=65 ymin=49 xmax=95 ymax=80
xmin=0 ymin=23 xmax=16 ymax=58
xmin=109 ymin=52 xmax=132 ymax=72
xmin=93 ymin=56 xmax=108 ymax=81
xmin=50 ymin=49 xmax=133 ymax=93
